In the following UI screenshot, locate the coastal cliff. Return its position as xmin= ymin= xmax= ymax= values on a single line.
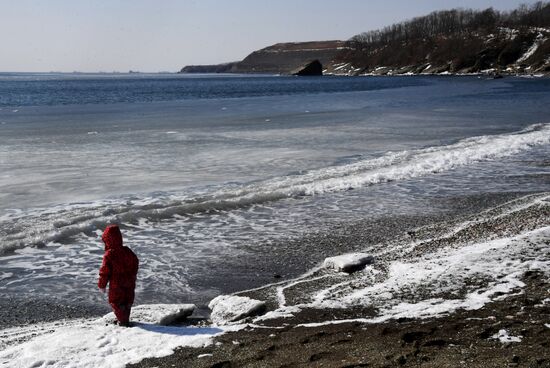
xmin=180 ymin=41 xmax=346 ymax=75
xmin=179 ymin=3 xmax=550 ymax=76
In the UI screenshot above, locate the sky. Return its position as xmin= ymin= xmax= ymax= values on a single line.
xmin=0 ymin=0 xmax=543 ymax=72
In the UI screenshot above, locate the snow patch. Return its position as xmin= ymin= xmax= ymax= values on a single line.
xmin=323 ymin=253 xmax=374 ymax=273
xmin=333 ymin=63 xmax=350 ymax=71
xmin=318 ymin=228 xmax=550 ymax=319
xmin=268 ymin=219 xmax=550 ymax=326
xmin=209 ymin=295 xmax=266 ymax=325
xmin=492 ymin=329 xmax=522 ymax=343
xmin=0 ymin=318 xmax=222 ymax=368
xmin=517 ymin=33 xmax=547 ymax=63
xmin=102 ymin=304 xmax=195 ymax=326
xmin=253 ymin=306 xmax=302 ymax=322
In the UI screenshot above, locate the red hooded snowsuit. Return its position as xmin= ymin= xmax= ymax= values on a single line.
xmin=98 ymin=225 xmax=139 ymax=325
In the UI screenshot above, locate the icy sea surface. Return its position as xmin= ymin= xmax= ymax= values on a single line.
xmin=0 ymin=73 xmax=549 ymax=306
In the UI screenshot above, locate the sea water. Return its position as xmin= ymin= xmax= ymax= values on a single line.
xmin=0 ymin=73 xmax=549 ymax=306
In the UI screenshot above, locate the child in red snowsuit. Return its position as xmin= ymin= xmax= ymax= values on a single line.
xmin=98 ymin=224 xmax=139 ymax=327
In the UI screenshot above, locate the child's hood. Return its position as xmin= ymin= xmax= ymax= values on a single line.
xmin=102 ymin=224 xmax=123 ymax=251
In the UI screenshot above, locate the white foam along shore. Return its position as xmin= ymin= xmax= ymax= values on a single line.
xmin=2 ymin=123 xmax=550 ymax=253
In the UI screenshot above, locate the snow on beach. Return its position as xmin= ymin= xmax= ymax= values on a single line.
xmin=492 ymin=329 xmax=523 ymax=343
xmin=282 ymin=226 xmax=550 ymax=327
xmin=240 ymin=193 xmax=550 ymax=327
xmin=101 ymin=304 xmax=195 ymax=326
xmin=1 ymin=195 xmax=548 ymax=367
xmin=0 ymin=306 xmax=225 ymax=368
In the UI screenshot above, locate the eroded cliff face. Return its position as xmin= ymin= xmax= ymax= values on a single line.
xmin=180 ymin=41 xmax=348 ymax=75
xmin=228 ymin=41 xmax=348 ymax=74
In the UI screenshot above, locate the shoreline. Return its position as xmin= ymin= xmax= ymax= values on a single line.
xmin=133 ymin=270 xmax=550 ymax=368
xmin=1 ymin=191 xmax=548 ymax=368
xmin=0 ymin=192 xmax=524 ymax=330
xmin=129 ymin=191 xmax=549 ymax=367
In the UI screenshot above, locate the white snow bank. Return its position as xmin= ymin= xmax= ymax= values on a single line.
xmin=492 ymin=329 xmax=522 ymax=343
xmin=209 ymin=295 xmax=266 ymax=325
xmin=102 ymin=304 xmax=195 ymax=325
xmin=323 ymin=253 xmax=374 ymax=273
xmin=0 ymin=317 xmax=222 ymax=368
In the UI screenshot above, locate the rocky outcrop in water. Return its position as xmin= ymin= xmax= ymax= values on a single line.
xmin=291 ymin=60 xmax=323 ymax=76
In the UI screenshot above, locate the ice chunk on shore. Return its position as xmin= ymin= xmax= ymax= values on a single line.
xmin=209 ymin=295 xmax=266 ymax=325
xmin=323 ymin=253 xmax=374 ymax=273
xmin=102 ymin=304 xmax=195 ymax=325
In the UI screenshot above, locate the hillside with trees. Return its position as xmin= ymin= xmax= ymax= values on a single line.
xmin=332 ymin=2 xmax=550 ymax=75
xmin=180 ymin=2 xmax=550 ymax=76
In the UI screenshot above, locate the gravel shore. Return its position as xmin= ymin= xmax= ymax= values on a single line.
xmin=130 ymin=192 xmax=550 ymax=368
xmin=133 ymin=271 xmax=550 ymax=368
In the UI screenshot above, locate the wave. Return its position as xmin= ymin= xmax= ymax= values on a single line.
xmin=1 ymin=123 xmax=549 ymax=253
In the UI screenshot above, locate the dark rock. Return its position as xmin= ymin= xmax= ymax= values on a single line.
xmin=479 ymin=327 xmax=497 ymax=339
xmin=309 ymin=351 xmax=330 ymax=362
xmin=292 ymin=60 xmax=323 ymax=76
xmin=396 ymin=355 xmax=407 ymax=365
xmin=402 ymin=331 xmax=428 ymax=343
xmin=210 ymin=361 xmax=232 ymax=368
xmin=423 ymin=339 xmax=447 ymax=348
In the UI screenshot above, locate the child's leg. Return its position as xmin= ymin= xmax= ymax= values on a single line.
xmin=110 ymin=302 xmax=130 ymax=325
xmin=124 ymin=304 xmax=132 ymax=324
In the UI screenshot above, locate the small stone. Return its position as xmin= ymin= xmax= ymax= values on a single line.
xmin=396 ymin=355 xmax=407 ymax=365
